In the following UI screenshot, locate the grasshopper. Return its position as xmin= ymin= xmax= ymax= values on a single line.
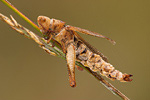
xmin=37 ymin=16 xmax=132 ymax=87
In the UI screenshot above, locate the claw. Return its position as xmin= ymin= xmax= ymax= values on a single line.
xmin=70 ymin=80 xmax=76 ymax=87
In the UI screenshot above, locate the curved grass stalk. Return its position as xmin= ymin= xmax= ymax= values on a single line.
xmin=1 ymin=0 xmax=40 ymax=32
xmin=0 ymin=1 xmax=130 ymax=100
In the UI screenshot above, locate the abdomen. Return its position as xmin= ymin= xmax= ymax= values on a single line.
xmin=75 ymin=41 xmax=132 ymax=82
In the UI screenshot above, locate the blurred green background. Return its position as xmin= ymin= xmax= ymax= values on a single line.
xmin=0 ymin=0 xmax=149 ymax=100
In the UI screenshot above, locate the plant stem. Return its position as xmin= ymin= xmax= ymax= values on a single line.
xmin=1 ymin=0 xmax=40 ymax=32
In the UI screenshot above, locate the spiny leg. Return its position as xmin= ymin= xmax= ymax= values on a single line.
xmin=66 ymin=25 xmax=116 ymax=45
xmin=66 ymin=43 xmax=76 ymax=87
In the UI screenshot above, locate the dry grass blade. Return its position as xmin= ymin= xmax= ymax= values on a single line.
xmin=0 ymin=13 xmax=57 ymax=56
xmin=0 ymin=13 xmax=130 ymax=100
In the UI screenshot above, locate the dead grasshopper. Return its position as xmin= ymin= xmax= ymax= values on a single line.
xmin=37 ymin=16 xmax=132 ymax=87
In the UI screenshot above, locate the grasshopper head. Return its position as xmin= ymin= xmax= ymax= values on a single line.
xmin=37 ymin=16 xmax=53 ymax=40
xmin=37 ymin=16 xmax=65 ymax=40
xmin=37 ymin=16 xmax=51 ymax=33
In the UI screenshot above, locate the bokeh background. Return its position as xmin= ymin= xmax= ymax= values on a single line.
xmin=0 ymin=0 xmax=149 ymax=100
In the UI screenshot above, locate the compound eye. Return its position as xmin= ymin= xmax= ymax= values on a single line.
xmin=38 ymin=16 xmax=46 ymax=23
xmin=42 ymin=18 xmax=46 ymax=22
xmin=39 ymin=18 xmax=46 ymax=23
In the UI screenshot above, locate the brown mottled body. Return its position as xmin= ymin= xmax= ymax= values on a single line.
xmin=74 ymin=40 xmax=132 ymax=82
xmin=37 ymin=16 xmax=132 ymax=87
